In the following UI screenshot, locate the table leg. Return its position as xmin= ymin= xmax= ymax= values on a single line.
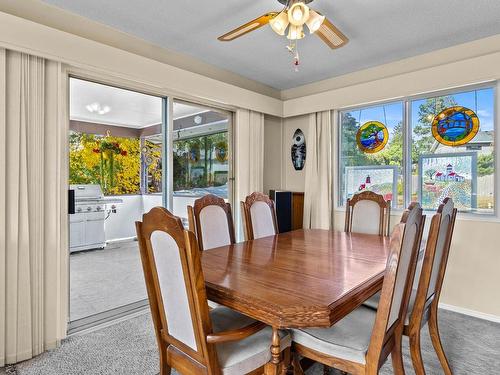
xmin=264 ymin=326 xmax=285 ymax=375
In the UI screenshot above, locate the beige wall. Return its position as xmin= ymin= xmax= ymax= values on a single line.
xmin=0 ymin=11 xmax=283 ymax=117
xmin=264 ymin=114 xmax=310 ymax=193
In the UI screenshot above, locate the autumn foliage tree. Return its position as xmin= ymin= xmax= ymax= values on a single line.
xmin=69 ymin=132 xmax=140 ymax=195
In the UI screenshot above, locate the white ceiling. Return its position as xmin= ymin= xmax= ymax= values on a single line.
xmin=45 ymin=0 xmax=500 ymax=90
xmin=70 ymin=78 xmax=205 ymax=127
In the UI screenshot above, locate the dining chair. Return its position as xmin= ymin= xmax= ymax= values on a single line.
xmin=187 ymin=194 xmax=236 ymax=251
xmin=397 ymin=197 xmax=457 ymax=375
xmin=136 ymin=207 xmax=291 ymax=375
xmin=344 ymin=191 xmax=391 ymax=237
xmin=240 ymin=192 xmax=278 ymax=240
xmin=292 ymin=203 xmax=424 ymax=375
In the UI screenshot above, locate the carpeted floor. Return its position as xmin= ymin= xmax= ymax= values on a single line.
xmin=3 ymin=309 xmax=500 ymax=374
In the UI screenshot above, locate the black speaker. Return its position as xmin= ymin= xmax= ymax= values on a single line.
xmin=269 ymin=190 xmax=292 ymax=233
xmin=68 ymin=189 xmax=75 ymax=215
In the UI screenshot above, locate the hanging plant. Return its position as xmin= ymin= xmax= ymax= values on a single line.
xmin=92 ymin=132 xmax=128 ymax=192
xmin=188 ymin=144 xmax=201 ymax=163
xmin=214 ymin=140 xmax=228 ymax=162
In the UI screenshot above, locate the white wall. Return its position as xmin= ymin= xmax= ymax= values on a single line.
xmin=104 ymin=194 xmax=162 ymax=241
xmin=104 ymin=195 xmax=143 ymax=241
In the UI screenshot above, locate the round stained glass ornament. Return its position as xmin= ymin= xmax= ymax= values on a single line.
xmin=356 ymin=121 xmax=389 ymax=154
xmin=431 ymin=106 xmax=479 ymax=147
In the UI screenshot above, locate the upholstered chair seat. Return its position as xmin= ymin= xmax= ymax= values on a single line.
xmin=211 ymin=307 xmax=291 ymax=375
xmin=292 ymin=306 xmax=376 ymax=364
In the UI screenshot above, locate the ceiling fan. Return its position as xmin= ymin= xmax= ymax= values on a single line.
xmin=218 ymin=0 xmax=348 ymax=69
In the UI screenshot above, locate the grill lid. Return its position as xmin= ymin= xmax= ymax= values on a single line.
xmin=71 ymin=184 xmax=104 ymax=200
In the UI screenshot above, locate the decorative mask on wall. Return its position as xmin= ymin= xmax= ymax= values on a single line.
xmin=356 ymin=121 xmax=389 ymax=154
xmin=431 ymin=106 xmax=479 ymax=147
xmin=291 ymin=128 xmax=306 ymax=171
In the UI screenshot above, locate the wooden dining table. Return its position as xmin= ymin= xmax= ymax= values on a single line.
xmin=201 ymin=229 xmax=392 ymax=374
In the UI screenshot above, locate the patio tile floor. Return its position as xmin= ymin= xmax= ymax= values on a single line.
xmin=70 ymin=240 xmax=147 ymax=321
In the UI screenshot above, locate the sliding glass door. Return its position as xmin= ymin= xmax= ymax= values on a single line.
xmin=67 ymin=79 xmax=233 ymax=333
xmin=68 ymin=78 xmax=166 ymax=332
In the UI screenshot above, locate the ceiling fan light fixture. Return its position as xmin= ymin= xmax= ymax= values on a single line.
xmin=305 ymin=9 xmax=325 ymax=33
xmin=287 ymin=2 xmax=309 ymax=26
xmin=269 ymin=11 xmax=289 ymax=35
xmin=287 ymin=24 xmax=305 ymax=40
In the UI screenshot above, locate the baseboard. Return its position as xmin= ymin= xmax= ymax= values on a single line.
xmin=439 ymin=303 xmax=500 ymax=324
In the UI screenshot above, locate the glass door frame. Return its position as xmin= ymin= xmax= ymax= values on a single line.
xmin=168 ymin=98 xmax=235 ymax=222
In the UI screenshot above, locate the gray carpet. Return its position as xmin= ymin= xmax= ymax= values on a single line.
xmin=4 ymin=309 xmax=500 ymax=374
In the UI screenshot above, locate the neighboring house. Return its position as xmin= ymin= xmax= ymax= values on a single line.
xmin=434 ymin=164 xmax=465 ymax=182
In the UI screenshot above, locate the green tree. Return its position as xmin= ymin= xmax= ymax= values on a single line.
xmin=370 ymin=122 xmax=403 ymax=166
xmin=477 ymin=153 xmax=494 ymax=177
xmin=412 ymin=96 xmax=457 ymax=163
xmin=340 ymin=112 xmax=370 ymax=166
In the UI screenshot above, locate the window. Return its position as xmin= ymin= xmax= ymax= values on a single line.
xmin=339 ymin=101 xmax=404 ymax=208
xmin=173 ymin=131 xmax=229 ymax=196
xmin=339 ymin=85 xmax=496 ymax=215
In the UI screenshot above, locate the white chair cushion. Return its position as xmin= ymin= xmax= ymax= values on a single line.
xmin=150 ymin=230 xmax=198 ymax=351
xmin=291 ymin=306 xmax=376 ymax=364
xmin=199 ymin=205 xmax=232 ymax=250
xmin=363 ymin=289 xmax=417 ymax=325
xmin=363 ymin=246 xmax=425 ymax=325
xmin=351 ymin=200 xmax=382 ymax=235
xmin=250 ymin=201 xmax=276 ymax=239
xmin=210 ymin=307 xmax=291 ymax=375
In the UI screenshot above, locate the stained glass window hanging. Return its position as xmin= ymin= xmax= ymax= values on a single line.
xmin=356 ymin=120 xmax=389 ymax=153
xmin=431 ymin=106 xmax=480 ymax=147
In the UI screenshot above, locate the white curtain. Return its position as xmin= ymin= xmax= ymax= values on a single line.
xmin=0 ymin=49 xmax=66 ymax=366
xmin=234 ymin=109 xmax=264 ymax=240
xmin=303 ymin=111 xmax=332 ymax=229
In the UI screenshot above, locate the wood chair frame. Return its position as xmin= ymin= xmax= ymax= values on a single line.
xmin=240 ymin=192 xmax=279 ymax=241
xmin=136 ymin=207 xmax=273 ymax=375
xmin=187 ymin=194 xmax=236 ymax=251
xmin=294 ymin=203 xmax=425 ymax=375
xmin=401 ymin=197 xmax=457 ymax=375
xmin=345 ymin=191 xmax=392 ymax=237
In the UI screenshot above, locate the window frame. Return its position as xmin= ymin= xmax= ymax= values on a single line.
xmin=336 ymin=81 xmax=499 ymax=220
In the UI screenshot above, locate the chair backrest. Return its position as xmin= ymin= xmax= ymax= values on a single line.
xmin=188 ymin=194 xmax=236 ymax=251
xmin=366 ymin=203 xmax=424 ymax=362
xmin=136 ymin=207 xmax=219 ymax=372
xmin=408 ymin=198 xmax=457 ymax=326
xmin=241 ymin=192 xmax=278 ymax=240
xmin=345 ymin=191 xmax=391 ymax=236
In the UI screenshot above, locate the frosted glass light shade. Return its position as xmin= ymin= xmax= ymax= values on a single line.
xmin=287 ymin=24 xmax=305 ymax=40
xmin=305 ymin=10 xmax=325 ymax=33
xmin=269 ymin=12 xmax=289 ymax=35
xmin=287 ymin=2 xmax=310 ymax=26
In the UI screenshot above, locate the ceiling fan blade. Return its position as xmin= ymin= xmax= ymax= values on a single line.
xmin=218 ymin=12 xmax=278 ymax=41
xmin=315 ymin=17 xmax=349 ymax=49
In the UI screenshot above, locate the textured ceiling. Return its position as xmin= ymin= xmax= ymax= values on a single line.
xmin=42 ymin=0 xmax=500 ymax=90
